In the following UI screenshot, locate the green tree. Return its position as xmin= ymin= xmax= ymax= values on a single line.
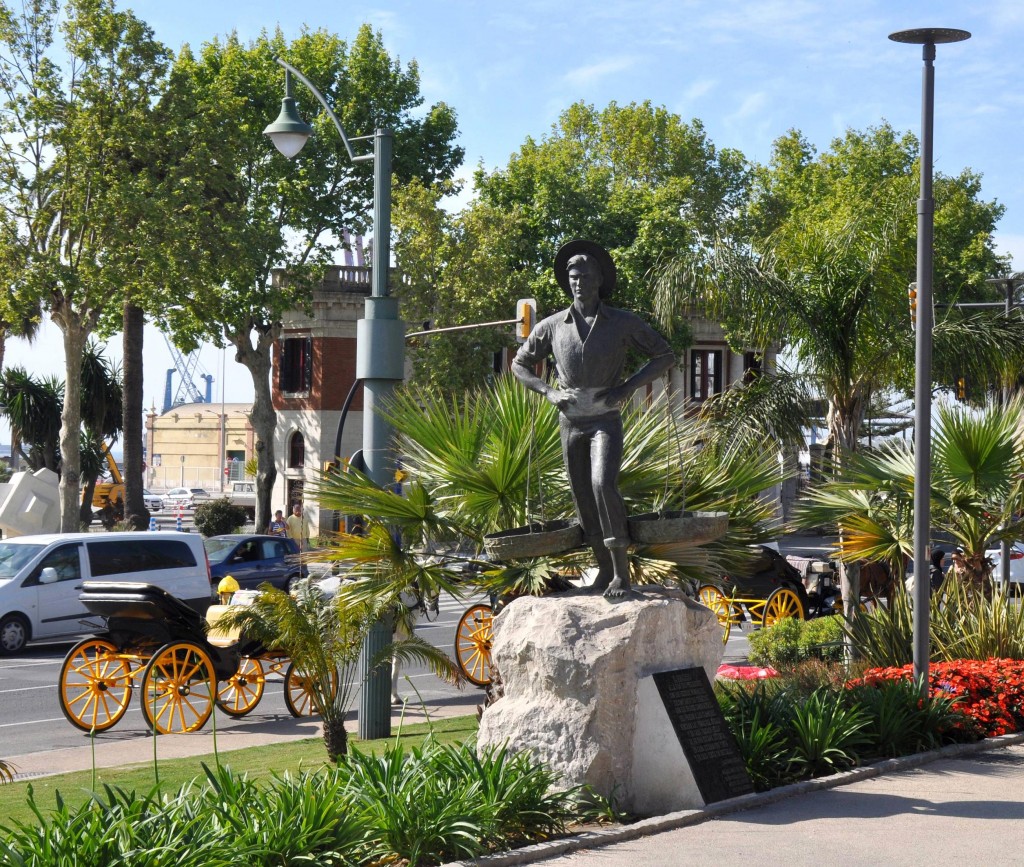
xmin=394 ymin=101 xmax=750 ymax=390
xmin=217 ymin=581 xmax=459 ymax=762
xmin=653 ymin=124 xmax=1020 ymax=615
xmin=0 ymin=341 xmax=121 ymax=518
xmin=0 ymin=0 xmax=172 ymax=530
xmin=656 ymin=124 xmax=1014 ymax=457
xmin=0 ymin=369 xmax=63 ymax=471
xmin=795 ymin=396 xmax=1024 ymax=596
xmin=161 ymin=25 xmax=462 ymax=531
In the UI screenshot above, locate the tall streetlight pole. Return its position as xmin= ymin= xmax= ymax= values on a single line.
xmin=888 ymin=27 xmax=970 ymax=688
xmin=264 ymin=59 xmax=402 ymax=739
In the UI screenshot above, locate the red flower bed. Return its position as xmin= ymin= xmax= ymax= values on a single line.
xmin=848 ymin=659 xmax=1024 ymax=738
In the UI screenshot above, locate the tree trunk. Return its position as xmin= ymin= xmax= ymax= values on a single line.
xmin=122 ymin=302 xmax=149 ymax=530
xmin=57 ymin=317 xmax=88 ymax=532
xmin=828 ymin=393 xmax=866 ymax=650
xmin=232 ymin=326 xmax=279 ymax=533
xmin=322 ymin=714 xmax=349 ymax=762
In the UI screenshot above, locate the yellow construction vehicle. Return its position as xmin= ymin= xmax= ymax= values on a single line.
xmin=90 ymin=444 xmax=125 ymax=524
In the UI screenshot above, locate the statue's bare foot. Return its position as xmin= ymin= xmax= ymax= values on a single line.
xmin=603 ymin=577 xmax=629 ymax=598
xmin=590 ymin=570 xmax=612 ymax=593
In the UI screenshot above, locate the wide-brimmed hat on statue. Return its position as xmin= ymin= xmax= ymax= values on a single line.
xmin=554 ymin=239 xmax=616 ymax=299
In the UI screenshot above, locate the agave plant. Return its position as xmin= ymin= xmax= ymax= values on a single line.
xmin=313 ymin=373 xmax=782 ymax=601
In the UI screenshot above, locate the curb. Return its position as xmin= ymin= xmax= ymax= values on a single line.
xmin=443 ymin=731 xmax=1024 ymax=866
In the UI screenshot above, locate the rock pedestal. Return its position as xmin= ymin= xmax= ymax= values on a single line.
xmin=476 ymin=586 xmax=723 ymax=813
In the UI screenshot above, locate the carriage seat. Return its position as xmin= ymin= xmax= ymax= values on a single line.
xmin=205 ymin=604 xmax=240 ymax=647
xmin=80 ymin=581 xmax=205 ymax=632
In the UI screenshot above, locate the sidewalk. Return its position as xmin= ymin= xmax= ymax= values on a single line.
xmin=460 ymin=737 xmax=1024 ymax=867
xmin=8 ymin=692 xmax=482 ymax=781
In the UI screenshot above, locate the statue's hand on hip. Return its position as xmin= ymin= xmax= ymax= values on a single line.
xmin=595 ymin=384 xmax=632 ymax=407
xmin=545 ymin=387 xmax=579 ymax=412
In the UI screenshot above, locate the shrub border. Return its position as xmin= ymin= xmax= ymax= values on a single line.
xmin=443 ymin=731 xmax=1024 ymax=867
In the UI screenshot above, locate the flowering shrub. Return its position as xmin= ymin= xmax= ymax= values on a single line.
xmin=849 ymin=659 xmax=1024 ymax=738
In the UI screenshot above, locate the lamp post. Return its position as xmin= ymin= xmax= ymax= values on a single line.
xmin=265 ymin=58 xmax=402 ymax=739
xmin=888 ymin=27 xmax=970 ymax=687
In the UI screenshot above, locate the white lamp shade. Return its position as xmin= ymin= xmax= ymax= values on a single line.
xmin=267 ymin=131 xmax=310 ymax=159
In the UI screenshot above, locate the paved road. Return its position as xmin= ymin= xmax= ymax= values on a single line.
xmin=0 ymin=592 xmax=481 ymax=758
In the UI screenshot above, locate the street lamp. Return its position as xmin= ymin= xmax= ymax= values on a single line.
xmin=888 ymin=27 xmax=970 ymax=688
xmin=265 ymin=57 xmax=403 ymax=740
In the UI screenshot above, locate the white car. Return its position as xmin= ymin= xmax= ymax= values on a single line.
xmin=142 ymin=488 xmax=163 ymax=512
xmin=986 ymin=542 xmax=1024 ymax=586
xmin=165 ymin=487 xmax=212 ymax=509
xmin=0 ymin=532 xmax=214 ymax=653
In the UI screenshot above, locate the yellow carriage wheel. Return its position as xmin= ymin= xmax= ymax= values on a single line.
xmin=216 ymin=656 xmax=265 ymax=717
xmin=762 ymin=587 xmax=806 ymax=628
xmin=283 ymin=662 xmax=338 ymax=718
xmin=140 ymin=642 xmax=215 ymax=734
xmin=697 ymin=585 xmax=733 ymax=644
xmin=455 ymin=604 xmax=493 ymax=687
xmin=59 ymin=638 xmax=133 ymax=732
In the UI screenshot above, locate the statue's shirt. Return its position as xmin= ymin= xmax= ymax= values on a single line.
xmin=514 ymin=303 xmax=673 ymax=412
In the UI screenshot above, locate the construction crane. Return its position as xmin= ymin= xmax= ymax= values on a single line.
xmin=162 ymin=334 xmax=214 ymax=413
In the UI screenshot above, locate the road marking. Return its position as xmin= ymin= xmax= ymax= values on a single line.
xmin=0 ymin=684 xmax=56 ymax=694
xmin=0 ymin=716 xmax=69 ymax=728
xmin=0 ymin=659 xmax=63 ymax=668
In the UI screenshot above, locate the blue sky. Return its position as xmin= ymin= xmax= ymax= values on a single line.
xmin=4 ymin=0 xmax=1023 ymax=437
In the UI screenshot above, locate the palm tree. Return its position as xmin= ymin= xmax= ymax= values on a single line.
xmin=217 ymin=581 xmax=461 ymax=761
xmin=794 ymin=396 xmax=1024 ymax=595
xmin=0 ymin=369 xmax=63 ymax=471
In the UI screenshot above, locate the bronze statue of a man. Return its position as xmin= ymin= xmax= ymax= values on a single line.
xmin=512 ymin=240 xmax=675 ymax=596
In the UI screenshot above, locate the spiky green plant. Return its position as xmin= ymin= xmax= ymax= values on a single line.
xmin=214 ymin=582 xmax=461 ymax=762
xmin=313 ymin=373 xmax=782 ymax=601
xmin=795 ymin=396 xmax=1024 ymax=592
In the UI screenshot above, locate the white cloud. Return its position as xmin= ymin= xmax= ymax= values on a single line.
xmin=562 ymin=56 xmax=638 ymax=90
xmin=729 ymin=91 xmax=769 ymax=122
xmin=684 ymin=78 xmax=716 ymax=101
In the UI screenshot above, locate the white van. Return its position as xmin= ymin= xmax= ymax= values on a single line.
xmin=0 ymin=532 xmax=213 ymax=654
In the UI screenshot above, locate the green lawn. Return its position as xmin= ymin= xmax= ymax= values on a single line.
xmin=0 ymin=714 xmax=477 ymax=831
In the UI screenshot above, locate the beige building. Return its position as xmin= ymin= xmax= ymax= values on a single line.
xmin=145 ymin=402 xmax=255 ymax=492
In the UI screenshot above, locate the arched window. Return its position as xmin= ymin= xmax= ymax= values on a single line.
xmin=288 ymin=432 xmax=305 ymax=468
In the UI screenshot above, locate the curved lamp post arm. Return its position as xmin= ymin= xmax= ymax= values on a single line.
xmin=271 ymin=56 xmax=374 ymax=164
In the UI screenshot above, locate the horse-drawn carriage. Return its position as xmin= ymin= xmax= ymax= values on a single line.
xmin=58 ymin=582 xmax=320 ymax=734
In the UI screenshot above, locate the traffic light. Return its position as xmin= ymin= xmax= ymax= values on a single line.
xmin=322 ymin=460 xmax=340 ymax=476
xmin=516 ymin=298 xmax=537 ymax=342
xmin=908 ymin=282 xmax=918 ymax=330
xmin=956 ymin=376 xmax=967 ymax=400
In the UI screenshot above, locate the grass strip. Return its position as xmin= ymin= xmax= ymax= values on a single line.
xmin=0 ymin=714 xmax=477 ymax=830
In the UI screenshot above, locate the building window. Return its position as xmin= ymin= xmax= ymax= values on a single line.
xmin=288 ymin=432 xmax=305 ymax=468
xmin=743 ymin=351 xmax=763 ymax=383
xmin=280 ymin=336 xmax=312 ymax=393
xmin=690 ymin=349 xmax=723 ymax=402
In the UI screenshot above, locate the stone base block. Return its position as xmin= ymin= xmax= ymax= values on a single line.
xmin=476 ymin=585 xmax=723 ymax=813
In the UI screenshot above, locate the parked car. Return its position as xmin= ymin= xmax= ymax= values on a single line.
xmin=985 ymin=541 xmax=1024 ymax=586
xmin=165 ymin=487 xmax=212 ymax=509
xmin=0 ymin=532 xmax=214 ymax=654
xmin=142 ymin=488 xmax=163 ymax=512
xmin=204 ymin=534 xmax=307 ymax=592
